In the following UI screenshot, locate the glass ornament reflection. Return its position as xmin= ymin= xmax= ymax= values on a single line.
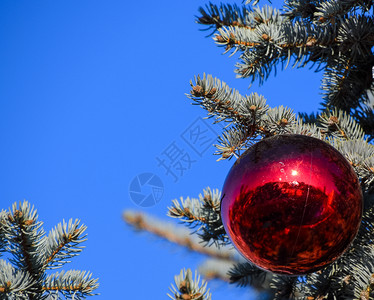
xmin=221 ymin=134 xmax=363 ymax=275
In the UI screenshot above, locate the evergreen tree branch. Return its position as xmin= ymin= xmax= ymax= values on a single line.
xmin=197 ymin=2 xmax=252 ymax=36
xmin=43 ymin=219 xmax=87 ymax=271
xmin=319 ymin=108 xmax=366 ymax=140
xmin=321 ymin=55 xmax=374 ymax=112
xmin=199 ymin=3 xmax=374 ymax=112
xmin=0 ymin=201 xmax=98 ymax=299
xmin=362 ymin=157 xmax=374 ymax=193
xmin=330 ymin=139 xmax=374 ymax=193
xmin=213 ymin=6 xmax=287 ymax=66
xmin=43 ymin=270 xmax=99 ymax=299
xmin=347 ymin=198 xmax=374 ymax=299
xmin=198 ymin=259 xmax=234 ymax=283
xmin=288 ymin=117 xmax=322 ymax=138
xmin=199 ymin=268 xmax=230 ymax=283
xmin=215 ymin=125 xmax=257 ymax=160
xmin=358 ymin=110 xmax=374 ymax=142
xmin=283 ymin=0 xmax=318 ymax=21
xmin=214 ymin=14 xmax=339 ymax=83
xmin=270 ymin=275 xmax=300 ymax=300
xmin=123 ymin=210 xmax=235 ymax=261
xmin=243 ymin=0 xmax=262 ymax=7
xmin=188 ymin=73 xmax=269 ymax=126
xmin=4 ymin=201 xmax=46 ymax=280
xmin=0 ymin=260 xmax=37 ymax=299
xmin=168 ymin=187 xmax=229 ymax=247
xmin=189 ymin=73 xmax=374 ymax=169
xmin=233 ymin=22 xmax=338 ymax=83
xmin=189 ymin=74 xmax=306 ymax=159
xmin=167 ymin=269 xmax=211 ymax=300
xmin=314 ymin=0 xmax=373 ymax=24
xmin=298 ymin=111 xmax=319 ymax=125
xmin=353 ymin=96 xmax=374 ymax=142
xmin=228 ymin=262 xmax=273 ymax=291
xmin=262 ymin=105 xmax=297 ymax=134
xmin=0 ymin=210 xmax=7 ymax=255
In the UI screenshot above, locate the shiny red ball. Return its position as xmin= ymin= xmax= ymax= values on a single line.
xmin=221 ymin=134 xmax=362 ymax=275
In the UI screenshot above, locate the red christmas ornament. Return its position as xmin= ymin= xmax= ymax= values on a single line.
xmin=221 ymin=134 xmax=362 ymax=275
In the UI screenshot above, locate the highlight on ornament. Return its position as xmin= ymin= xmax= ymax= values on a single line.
xmin=220 ymin=134 xmax=363 ymax=275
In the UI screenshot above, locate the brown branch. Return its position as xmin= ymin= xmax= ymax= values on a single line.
xmin=42 ymin=227 xmax=82 ymax=270
xmin=8 ymin=211 xmax=37 ymax=278
xmin=215 ymin=31 xmax=337 ymax=52
xmin=6 ymin=210 xmax=42 ymax=300
xmin=43 ymin=285 xmax=82 ymax=291
xmin=200 ymin=270 xmax=230 ymax=282
xmin=42 ymin=284 xmax=95 ymax=292
xmin=123 ymin=211 xmax=236 ymax=261
xmin=43 ymin=239 xmax=69 ymax=269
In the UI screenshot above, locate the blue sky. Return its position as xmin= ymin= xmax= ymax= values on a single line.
xmin=0 ymin=1 xmax=322 ymax=299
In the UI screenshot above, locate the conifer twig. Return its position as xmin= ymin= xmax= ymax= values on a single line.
xmin=0 ymin=200 xmax=98 ymax=299
xmin=168 ymin=187 xmax=229 ymax=246
xmin=168 ymin=269 xmax=211 ymax=300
